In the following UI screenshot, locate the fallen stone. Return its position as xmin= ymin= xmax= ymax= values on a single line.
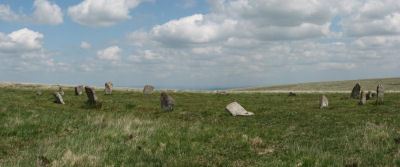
xmin=320 ymin=95 xmax=329 ymax=109
xmin=226 ymin=102 xmax=254 ymax=116
xmin=350 ymin=83 xmax=361 ymax=99
xmin=53 ymin=92 xmax=65 ymax=104
xmin=359 ymin=91 xmax=366 ymax=105
xmin=143 ymin=85 xmax=155 ymax=95
xmin=160 ymin=92 xmax=175 ymax=112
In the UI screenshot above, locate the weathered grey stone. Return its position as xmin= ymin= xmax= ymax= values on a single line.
xmin=359 ymin=91 xmax=367 ymax=105
xmin=143 ymin=85 xmax=155 ymax=95
xmin=36 ymin=90 xmax=42 ymax=96
xmin=85 ymin=86 xmax=98 ymax=105
xmin=226 ymin=102 xmax=254 ymax=116
xmin=58 ymin=86 xmax=64 ymax=96
xmin=53 ymin=92 xmax=65 ymax=104
xmin=350 ymin=83 xmax=361 ymax=99
xmin=320 ymin=95 xmax=329 ymax=109
xmin=75 ymin=85 xmax=84 ymax=96
xmin=366 ymin=91 xmax=372 ymax=100
xmin=376 ymin=84 xmax=384 ymax=105
xmin=105 ymin=82 xmax=113 ymax=95
xmin=160 ymin=92 xmax=175 ymax=112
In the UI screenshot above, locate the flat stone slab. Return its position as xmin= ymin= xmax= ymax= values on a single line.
xmin=226 ymin=102 xmax=254 ymax=116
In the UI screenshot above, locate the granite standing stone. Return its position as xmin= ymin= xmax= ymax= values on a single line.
xmin=160 ymin=92 xmax=175 ymax=112
xmin=350 ymin=83 xmax=361 ymax=99
xmin=376 ymin=84 xmax=384 ymax=105
xmin=85 ymin=86 xmax=98 ymax=105
xmin=53 ymin=92 xmax=65 ymax=104
xmin=143 ymin=85 xmax=155 ymax=95
xmin=359 ymin=91 xmax=367 ymax=105
xmin=226 ymin=102 xmax=254 ymax=116
xmin=75 ymin=85 xmax=84 ymax=96
xmin=320 ymin=95 xmax=329 ymax=109
xmin=105 ymin=82 xmax=113 ymax=95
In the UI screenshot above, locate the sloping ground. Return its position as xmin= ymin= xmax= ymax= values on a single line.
xmin=234 ymin=77 xmax=400 ymax=92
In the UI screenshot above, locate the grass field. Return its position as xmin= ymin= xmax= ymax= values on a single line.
xmin=236 ymin=77 xmax=400 ymax=92
xmin=1 ymin=87 xmax=400 ymax=166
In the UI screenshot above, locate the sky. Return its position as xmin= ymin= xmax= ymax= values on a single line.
xmin=0 ymin=0 xmax=399 ymax=90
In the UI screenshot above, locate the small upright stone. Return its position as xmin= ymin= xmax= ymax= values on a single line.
xmin=160 ymin=92 xmax=175 ymax=112
xmin=320 ymin=95 xmax=329 ymax=109
xmin=359 ymin=91 xmax=367 ymax=105
xmin=350 ymin=83 xmax=361 ymax=99
xmin=105 ymin=82 xmax=113 ymax=95
xmin=58 ymin=86 xmax=64 ymax=96
xmin=53 ymin=92 xmax=65 ymax=104
xmin=226 ymin=102 xmax=254 ymax=116
xmin=376 ymin=84 xmax=384 ymax=105
xmin=85 ymin=86 xmax=98 ymax=105
xmin=75 ymin=85 xmax=84 ymax=96
xmin=143 ymin=85 xmax=155 ymax=95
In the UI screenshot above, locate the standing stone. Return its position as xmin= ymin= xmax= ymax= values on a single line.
xmin=58 ymin=86 xmax=64 ymax=96
xmin=160 ymin=92 xmax=175 ymax=112
xmin=226 ymin=102 xmax=254 ymax=116
xmin=366 ymin=91 xmax=373 ymax=100
xmin=143 ymin=85 xmax=155 ymax=95
xmin=320 ymin=95 xmax=329 ymax=109
xmin=376 ymin=84 xmax=384 ymax=105
xmin=75 ymin=85 xmax=84 ymax=96
xmin=105 ymin=82 xmax=113 ymax=95
xmin=350 ymin=83 xmax=361 ymax=99
xmin=85 ymin=86 xmax=98 ymax=105
xmin=53 ymin=92 xmax=65 ymax=104
xmin=359 ymin=91 xmax=367 ymax=105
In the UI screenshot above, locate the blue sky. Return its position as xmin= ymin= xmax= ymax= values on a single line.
xmin=0 ymin=0 xmax=399 ymax=89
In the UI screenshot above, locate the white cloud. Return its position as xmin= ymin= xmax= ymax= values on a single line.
xmin=0 ymin=28 xmax=43 ymax=51
xmin=0 ymin=4 xmax=21 ymax=22
xmin=80 ymin=41 xmax=92 ymax=49
xmin=68 ymin=0 xmax=142 ymax=27
xmin=97 ymin=46 xmax=122 ymax=61
xmin=33 ymin=0 xmax=63 ymax=25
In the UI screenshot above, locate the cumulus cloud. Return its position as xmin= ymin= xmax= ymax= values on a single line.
xmin=97 ymin=46 xmax=122 ymax=61
xmin=0 ymin=28 xmax=43 ymax=51
xmin=0 ymin=0 xmax=63 ymax=25
xmin=33 ymin=0 xmax=63 ymax=25
xmin=68 ymin=0 xmax=143 ymax=27
xmin=80 ymin=41 xmax=92 ymax=49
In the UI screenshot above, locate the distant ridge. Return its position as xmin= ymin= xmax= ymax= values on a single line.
xmin=232 ymin=77 xmax=400 ymax=92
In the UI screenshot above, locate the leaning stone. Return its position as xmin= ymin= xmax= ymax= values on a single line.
xmin=75 ymin=85 xmax=84 ymax=96
xmin=350 ymin=83 xmax=361 ymax=99
xmin=320 ymin=95 xmax=329 ymax=109
xmin=105 ymin=82 xmax=113 ymax=95
xmin=85 ymin=86 xmax=98 ymax=105
xmin=143 ymin=85 xmax=155 ymax=95
xmin=359 ymin=91 xmax=367 ymax=105
xmin=160 ymin=92 xmax=175 ymax=112
xmin=58 ymin=86 xmax=64 ymax=96
xmin=53 ymin=92 xmax=65 ymax=104
xmin=226 ymin=102 xmax=254 ymax=116
xmin=376 ymin=84 xmax=384 ymax=105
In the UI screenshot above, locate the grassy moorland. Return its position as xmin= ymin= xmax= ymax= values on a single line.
xmin=236 ymin=77 xmax=400 ymax=92
xmin=0 ymin=87 xmax=400 ymax=166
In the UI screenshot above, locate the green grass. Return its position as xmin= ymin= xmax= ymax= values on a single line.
xmin=1 ymin=88 xmax=400 ymax=166
xmin=236 ymin=77 xmax=400 ymax=91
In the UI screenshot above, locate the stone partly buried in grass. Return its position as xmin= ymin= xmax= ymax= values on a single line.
xmin=105 ymin=82 xmax=113 ymax=95
xmin=160 ymin=92 xmax=175 ymax=112
xmin=85 ymin=86 xmax=98 ymax=105
xmin=320 ymin=95 xmax=329 ymax=109
xmin=226 ymin=102 xmax=254 ymax=116
xmin=53 ymin=92 xmax=65 ymax=104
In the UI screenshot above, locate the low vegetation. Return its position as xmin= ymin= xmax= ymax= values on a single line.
xmin=1 ymin=88 xmax=400 ymax=166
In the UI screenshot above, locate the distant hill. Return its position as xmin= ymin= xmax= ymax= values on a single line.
xmin=233 ymin=77 xmax=400 ymax=92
